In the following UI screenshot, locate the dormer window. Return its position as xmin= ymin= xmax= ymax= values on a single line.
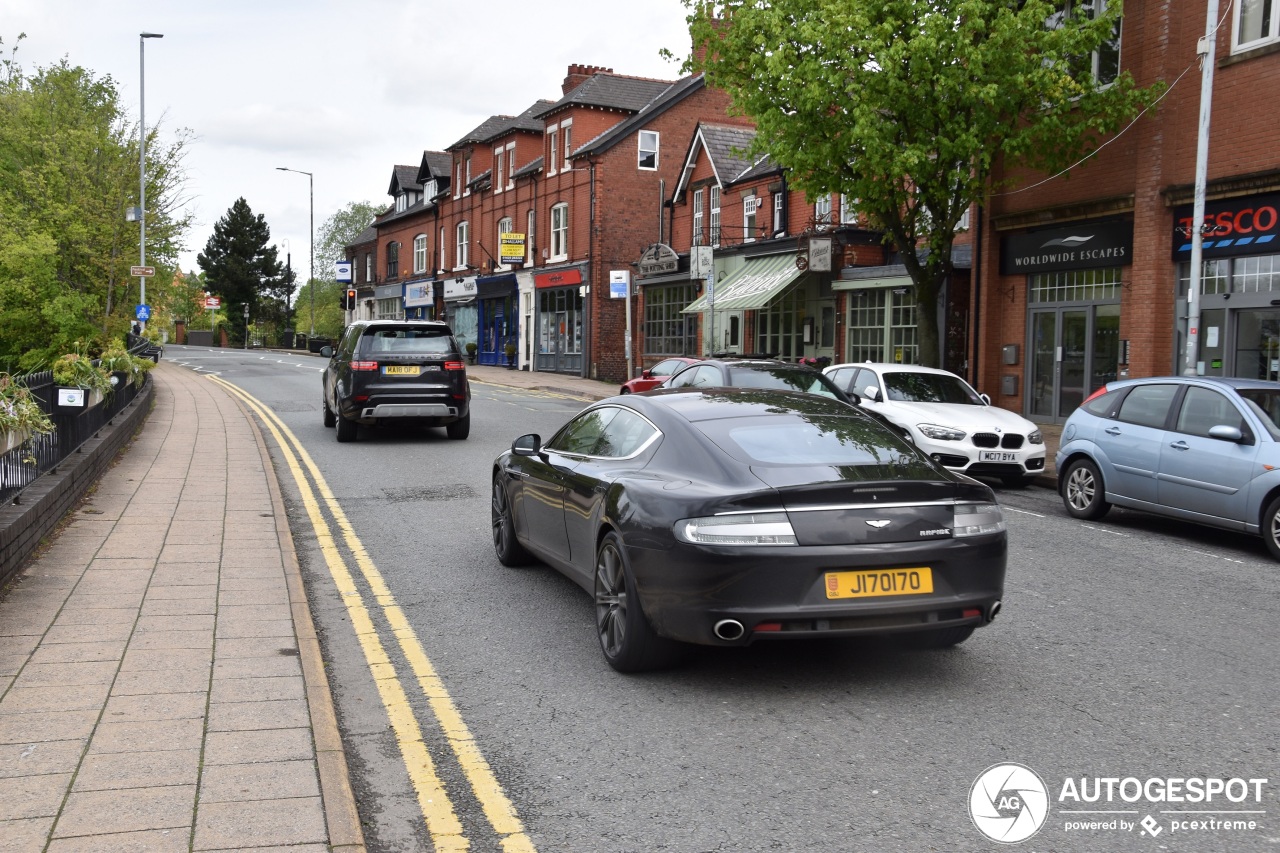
xmin=396 ymin=194 xmax=407 ymax=213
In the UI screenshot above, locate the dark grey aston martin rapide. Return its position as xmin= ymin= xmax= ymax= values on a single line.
xmin=490 ymin=388 xmax=1007 ymax=672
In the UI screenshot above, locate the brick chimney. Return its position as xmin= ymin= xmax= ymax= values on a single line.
xmin=563 ymin=63 xmax=613 ymax=94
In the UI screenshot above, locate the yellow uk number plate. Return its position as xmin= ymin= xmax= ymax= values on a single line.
xmin=383 ymin=365 xmax=420 ymax=376
xmin=825 ymin=568 xmax=934 ymax=599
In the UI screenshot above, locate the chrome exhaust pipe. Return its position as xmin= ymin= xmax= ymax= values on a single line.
xmin=987 ymin=601 xmax=1002 ymax=623
xmin=713 ymin=619 xmax=745 ymax=641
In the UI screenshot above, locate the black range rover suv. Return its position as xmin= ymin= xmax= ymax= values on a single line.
xmin=321 ymin=320 xmax=471 ymax=442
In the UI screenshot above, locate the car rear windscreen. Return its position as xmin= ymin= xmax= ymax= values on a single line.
xmin=696 ymin=413 xmax=935 ymax=475
xmin=362 ymin=328 xmax=454 ymax=355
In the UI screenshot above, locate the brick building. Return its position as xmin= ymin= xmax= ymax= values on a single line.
xmin=976 ymin=0 xmax=1280 ymax=424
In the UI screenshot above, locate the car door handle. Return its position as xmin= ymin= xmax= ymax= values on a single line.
xmin=1169 ymin=440 xmax=1190 ymax=451
xmin=1104 ymin=427 xmax=1121 ymax=436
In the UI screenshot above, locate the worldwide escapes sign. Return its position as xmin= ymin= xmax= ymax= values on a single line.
xmin=1000 ymin=220 xmax=1133 ymax=275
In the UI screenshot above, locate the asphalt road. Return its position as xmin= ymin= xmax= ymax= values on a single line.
xmin=168 ymin=345 xmax=1279 ymax=853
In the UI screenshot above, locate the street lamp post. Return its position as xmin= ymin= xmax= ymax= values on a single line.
xmin=138 ymin=32 xmax=163 ymax=330
xmin=276 ymin=167 xmax=314 ymax=337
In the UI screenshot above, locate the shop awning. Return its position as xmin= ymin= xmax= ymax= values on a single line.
xmin=682 ymin=253 xmax=805 ymax=313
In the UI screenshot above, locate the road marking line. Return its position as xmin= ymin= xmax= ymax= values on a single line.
xmin=210 ymin=375 xmax=535 ymax=853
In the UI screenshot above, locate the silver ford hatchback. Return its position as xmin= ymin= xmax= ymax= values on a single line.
xmin=1057 ymin=375 xmax=1280 ymax=559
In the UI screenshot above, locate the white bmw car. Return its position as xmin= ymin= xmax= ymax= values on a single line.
xmin=824 ymin=362 xmax=1046 ymax=487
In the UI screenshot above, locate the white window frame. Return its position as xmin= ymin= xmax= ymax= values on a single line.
xmin=454 ymin=162 xmax=462 ymax=199
xmin=506 ymin=143 xmax=516 ymax=190
xmin=774 ymin=192 xmax=784 ymax=235
xmin=497 ymin=217 xmax=513 ymax=270
xmin=526 ymin=209 xmax=536 ymax=264
xmin=423 ymin=179 xmax=437 ymax=199
xmin=561 ymin=118 xmax=573 ymax=172
xmin=413 ymin=234 xmax=427 ymax=273
xmin=692 ymin=189 xmax=704 ymax=246
xmin=439 ymin=226 xmax=446 ymax=272
xmin=638 ymin=130 xmax=659 ymax=170
xmin=550 ymin=203 xmax=569 ymax=261
xmin=839 ymin=194 xmax=859 ymax=225
xmin=548 ymin=126 xmax=559 ymax=176
xmin=743 ymin=195 xmax=757 ymax=243
xmin=395 ymin=193 xmax=407 ymax=213
xmin=365 ymin=253 xmax=373 ymax=284
xmin=455 ymin=221 xmax=469 ymax=270
xmin=709 ymin=186 xmax=721 ymax=247
xmin=494 ymin=146 xmax=505 ymax=193
xmin=815 ymin=193 xmax=832 ymax=225
xmin=1234 ymin=0 xmax=1280 ymax=51
xmin=463 ymin=155 xmax=471 ymax=196
xmin=1047 ymin=0 xmax=1121 ymax=84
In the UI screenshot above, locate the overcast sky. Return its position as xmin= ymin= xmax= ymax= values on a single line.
xmin=1 ymin=0 xmax=695 ymax=281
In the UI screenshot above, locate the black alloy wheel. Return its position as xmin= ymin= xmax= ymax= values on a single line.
xmin=491 ymin=478 xmax=533 ymax=567
xmin=1062 ymin=458 xmax=1110 ymax=520
xmin=593 ymin=531 xmax=680 ymax=673
xmin=446 ymin=412 xmax=470 ymax=440
xmin=1262 ymin=495 xmax=1280 ymax=561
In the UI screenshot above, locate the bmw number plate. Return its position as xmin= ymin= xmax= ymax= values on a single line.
xmin=979 ymin=451 xmax=1017 ymax=462
xmin=825 ymin=568 xmax=933 ymax=599
xmin=383 ymin=365 xmax=420 ymax=376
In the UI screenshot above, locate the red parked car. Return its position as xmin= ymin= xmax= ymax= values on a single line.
xmin=620 ymin=357 xmax=699 ymax=394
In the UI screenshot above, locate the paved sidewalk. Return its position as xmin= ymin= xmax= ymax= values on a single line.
xmin=0 ymin=362 xmax=363 ymax=852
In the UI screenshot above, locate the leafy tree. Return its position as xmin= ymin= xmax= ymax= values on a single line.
xmin=684 ymin=0 xmax=1163 ymax=367
xmin=316 ymin=200 xmax=381 ymax=278
xmin=196 ymin=198 xmax=284 ymax=346
xmin=294 ymin=277 xmax=344 ymax=340
xmin=0 ymin=35 xmax=192 ymax=369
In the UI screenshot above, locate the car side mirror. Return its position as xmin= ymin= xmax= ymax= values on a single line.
xmin=320 ymin=345 xmax=334 ymax=358
xmin=980 ymin=393 xmax=991 ymax=405
xmin=1208 ymin=425 xmax=1244 ymax=443
xmin=512 ymin=433 xmax=542 ymax=456
xmin=641 ymin=369 xmax=653 ymax=379
xmin=864 ymin=386 xmax=881 ymax=401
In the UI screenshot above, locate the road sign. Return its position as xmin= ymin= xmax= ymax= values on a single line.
xmin=130 ymin=265 xmax=155 ymax=277
xmin=135 ymin=304 xmax=151 ymax=321
xmin=205 ymin=296 xmax=221 ymax=310
xmin=335 ymin=261 xmax=353 ymax=283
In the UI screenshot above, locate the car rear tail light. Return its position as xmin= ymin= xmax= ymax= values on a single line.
xmin=351 ymin=361 xmax=378 ymax=371
xmin=444 ymin=361 xmax=465 ymax=371
xmin=952 ymin=502 xmax=1005 ymax=537
xmin=674 ymin=511 xmax=797 ymax=546
xmin=354 ymin=395 xmax=369 ymax=403
xmin=1082 ymin=384 xmax=1109 ymax=404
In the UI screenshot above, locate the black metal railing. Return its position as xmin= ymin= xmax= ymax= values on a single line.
xmin=1 ymin=351 xmax=150 ymax=505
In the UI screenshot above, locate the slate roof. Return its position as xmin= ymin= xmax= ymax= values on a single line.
xmin=450 ymin=100 xmax=556 ymax=149
xmin=533 ymin=73 xmax=676 ymax=121
xmin=512 ymin=156 xmax=544 ymax=180
xmin=388 ymin=165 xmax=421 ymax=195
xmin=571 ymin=74 xmax=708 ymax=159
xmin=417 ymin=151 xmax=452 ymax=183
xmin=698 ymin=124 xmax=757 ymax=185
xmin=346 ymin=225 xmax=377 ymax=251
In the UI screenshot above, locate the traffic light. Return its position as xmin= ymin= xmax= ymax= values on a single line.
xmin=342 ymin=288 xmax=356 ymax=310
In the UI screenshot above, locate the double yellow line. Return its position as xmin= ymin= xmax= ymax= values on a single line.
xmin=210 ymin=375 xmax=535 ymax=853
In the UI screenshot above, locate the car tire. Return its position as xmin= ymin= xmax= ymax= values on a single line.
xmin=898 ymin=625 xmax=975 ymax=649
xmin=1262 ymin=495 xmax=1280 ymax=561
xmin=335 ymin=415 xmax=357 ymax=443
xmin=322 ymin=397 xmax=336 ymax=428
xmin=446 ymin=412 xmax=470 ymax=440
xmin=1062 ymin=458 xmax=1110 ymax=520
xmin=594 ymin=531 xmax=682 ymax=673
xmin=491 ymin=478 xmax=534 ymax=567
xmin=619 ymin=387 xmax=631 ymax=395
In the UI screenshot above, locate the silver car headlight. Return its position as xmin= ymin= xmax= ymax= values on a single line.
xmin=1029 ymin=429 xmax=1044 ymax=445
xmin=674 ymin=512 xmax=797 ymax=546
xmin=918 ymin=423 xmax=966 ymax=441
xmin=953 ymin=502 xmax=1006 ymax=537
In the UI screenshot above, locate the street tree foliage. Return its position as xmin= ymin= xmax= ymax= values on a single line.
xmin=684 ymin=0 xmax=1163 ymax=367
xmin=293 ymin=277 xmax=345 ymax=341
xmin=0 ymin=34 xmax=192 ymax=370
xmin=316 ymin=200 xmax=381 ymax=281
xmin=196 ymin=197 xmax=285 ymax=346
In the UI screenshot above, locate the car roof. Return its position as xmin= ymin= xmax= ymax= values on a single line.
xmin=1105 ymin=375 xmax=1280 ymax=393
xmin=827 ymin=362 xmax=958 ymax=377
xmin=688 ymin=358 xmax=811 ymax=369
xmin=628 ymin=386 xmax=863 ymax=422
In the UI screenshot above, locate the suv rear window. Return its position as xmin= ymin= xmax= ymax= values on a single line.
xmin=361 ymin=327 xmax=454 ymax=355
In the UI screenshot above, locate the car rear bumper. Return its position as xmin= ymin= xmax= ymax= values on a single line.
xmin=626 ymin=534 xmax=1006 ymax=646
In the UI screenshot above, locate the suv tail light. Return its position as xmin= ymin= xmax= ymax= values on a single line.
xmin=351 ymin=361 xmax=379 ymax=371
xmin=444 ymin=361 xmax=465 ymax=371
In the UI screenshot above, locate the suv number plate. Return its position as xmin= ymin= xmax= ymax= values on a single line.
xmin=383 ymin=365 xmax=420 ymax=376
xmin=824 ymin=568 xmax=933 ymax=599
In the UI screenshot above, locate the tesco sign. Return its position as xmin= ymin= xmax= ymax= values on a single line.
xmin=1172 ymin=193 xmax=1280 ymax=260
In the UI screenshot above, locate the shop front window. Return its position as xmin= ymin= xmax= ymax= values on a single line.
xmin=643 ymin=283 xmax=699 ymax=355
